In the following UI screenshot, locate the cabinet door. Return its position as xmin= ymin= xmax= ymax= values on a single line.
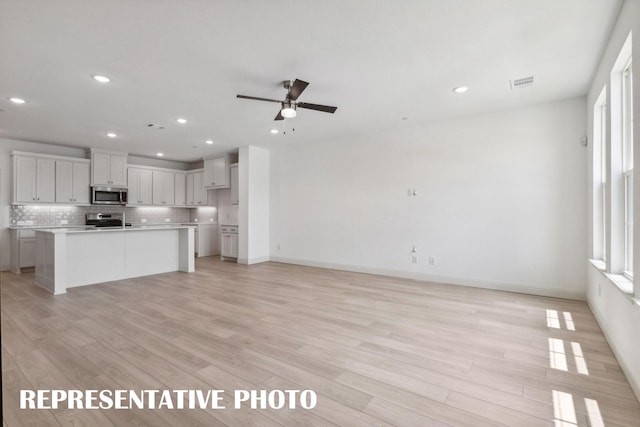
xmin=231 ymin=234 xmax=238 ymax=258
xmin=139 ymin=169 xmax=153 ymax=205
xmin=36 ymin=158 xmax=55 ymax=202
xmin=230 ymin=164 xmax=239 ymax=205
xmin=163 ymin=172 xmax=175 ymax=205
xmin=194 ymin=171 xmax=206 ymax=205
xmin=204 ymin=156 xmax=229 ymax=188
xmin=186 ymin=173 xmax=195 ymax=206
xmin=221 ymin=233 xmax=231 ymax=257
xmin=152 ymin=171 xmax=164 ymax=204
xmin=15 ymin=156 xmax=37 ymax=202
xmin=92 ymin=152 xmax=111 ymax=185
xmin=109 ymin=154 xmax=127 ymax=186
xmin=55 ymin=160 xmax=74 ymax=203
xmin=127 ymin=169 xmax=141 ymax=205
xmin=174 ymin=173 xmax=186 ymax=206
xmin=72 ymin=162 xmax=90 ymax=204
xmin=20 ymin=238 xmax=36 ymax=267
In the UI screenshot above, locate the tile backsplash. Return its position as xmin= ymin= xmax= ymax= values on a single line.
xmin=10 ymin=205 xmax=194 ymax=227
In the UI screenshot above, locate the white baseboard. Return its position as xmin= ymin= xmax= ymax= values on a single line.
xmin=238 ymin=256 xmax=270 ymax=265
xmin=268 ymin=256 xmax=585 ymax=301
xmin=587 ymin=299 xmax=640 ymax=403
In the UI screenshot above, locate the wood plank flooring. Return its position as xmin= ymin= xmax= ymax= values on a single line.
xmin=2 ymin=258 xmax=639 ymax=426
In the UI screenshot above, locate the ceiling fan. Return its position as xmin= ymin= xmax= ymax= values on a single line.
xmin=236 ymin=79 xmax=337 ymax=120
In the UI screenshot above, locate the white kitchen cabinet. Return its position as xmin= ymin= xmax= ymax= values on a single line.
xmin=91 ymin=149 xmax=127 ymax=187
xmin=204 ymin=154 xmax=231 ymax=189
xmin=55 ymin=159 xmax=90 ymax=204
xmin=152 ymin=170 xmax=175 ymax=205
xmin=174 ymin=172 xmax=187 ymax=206
xmin=10 ymin=229 xmax=36 ymax=273
xmin=186 ymin=170 xmax=207 ymax=206
xmin=127 ymin=168 xmax=153 ymax=205
xmin=220 ymin=225 xmax=238 ymax=259
xmin=230 ymin=163 xmax=239 ymax=206
xmin=13 ymin=155 xmax=55 ymax=203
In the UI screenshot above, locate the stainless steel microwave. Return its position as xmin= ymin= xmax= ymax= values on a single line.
xmin=91 ymin=186 xmax=128 ymax=205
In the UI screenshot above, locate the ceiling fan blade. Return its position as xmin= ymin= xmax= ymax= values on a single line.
xmin=274 ymin=110 xmax=284 ymax=121
xmin=236 ymin=94 xmax=281 ymax=103
xmin=297 ymin=102 xmax=338 ymax=113
xmin=288 ymin=79 xmax=309 ymax=101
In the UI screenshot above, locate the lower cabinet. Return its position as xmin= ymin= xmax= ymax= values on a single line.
xmin=220 ymin=225 xmax=238 ymax=259
xmin=10 ymin=229 xmax=36 ymax=273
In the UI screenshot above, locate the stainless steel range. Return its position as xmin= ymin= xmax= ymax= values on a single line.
xmin=86 ymin=213 xmax=131 ymax=228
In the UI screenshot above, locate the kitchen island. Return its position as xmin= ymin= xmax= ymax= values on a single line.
xmin=35 ymin=225 xmax=195 ymax=295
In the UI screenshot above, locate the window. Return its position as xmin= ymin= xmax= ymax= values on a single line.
xmin=622 ymin=59 xmax=633 ymax=277
xmin=593 ymin=88 xmax=607 ymax=262
xmin=594 ymin=32 xmax=634 ymax=294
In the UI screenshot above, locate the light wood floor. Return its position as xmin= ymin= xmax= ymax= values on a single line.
xmin=2 ymin=259 xmax=639 ymax=426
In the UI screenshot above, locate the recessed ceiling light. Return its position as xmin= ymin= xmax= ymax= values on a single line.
xmin=176 ymin=118 xmax=187 ymax=124
xmin=106 ymin=132 xmax=117 ymax=138
xmin=270 ymin=129 xmax=278 ymax=134
xmin=156 ymin=152 xmax=164 ymax=157
xmin=92 ymin=75 xmax=111 ymax=83
xmin=453 ymin=86 xmax=469 ymax=94
xmin=205 ymin=139 xmax=214 ymax=145
xmin=9 ymin=97 xmax=26 ymax=104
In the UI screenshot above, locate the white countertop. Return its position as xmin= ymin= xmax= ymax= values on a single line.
xmin=35 ymin=224 xmax=196 ymax=234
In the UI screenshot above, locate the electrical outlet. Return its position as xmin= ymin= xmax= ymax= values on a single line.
xmin=429 ymin=256 xmax=435 ymax=265
xmin=17 ymin=220 xmax=25 ymax=226
xmin=60 ymin=219 xmax=68 ymax=225
xmin=165 ymin=218 xmax=171 ymax=222
xmin=25 ymin=220 xmax=34 ymax=225
xmin=141 ymin=218 xmax=147 ymax=223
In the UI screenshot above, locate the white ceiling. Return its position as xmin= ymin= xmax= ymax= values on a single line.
xmin=0 ymin=0 xmax=623 ymax=162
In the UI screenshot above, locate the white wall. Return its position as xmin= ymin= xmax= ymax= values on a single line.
xmin=270 ymin=97 xmax=588 ymax=299
xmin=238 ymin=146 xmax=270 ymax=264
xmin=586 ymin=0 xmax=640 ymax=401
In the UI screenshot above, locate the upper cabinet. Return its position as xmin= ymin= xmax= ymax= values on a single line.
xmin=186 ymin=170 xmax=207 ymax=206
xmin=204 ymin=153 xmax=233 ymax=189
xmin=127 ymin=168 xmax=153 ymax=206
xmin=91 ymin=149 xmax=127 ymax=187
xmin=152 ymin=170 xmax=175 ymax=205
xmin=13 ymin=155 xmax=56 ymax=203
xmin=230 ymin=163 xmax=239 ymax=206
xmin=55 ymin=159 xmax=90 ymax=204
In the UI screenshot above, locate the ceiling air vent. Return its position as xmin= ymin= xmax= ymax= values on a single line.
xmin=510 ymin=75 xmax=534 ymax=90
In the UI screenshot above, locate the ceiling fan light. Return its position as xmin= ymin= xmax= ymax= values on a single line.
xmin=281 ymin=101 xmax=297 ymax=118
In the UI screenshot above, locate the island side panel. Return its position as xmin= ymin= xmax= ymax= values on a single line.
xmin=65 ymin=232 xmax=127 ymax=288
xmin=178 ymin=227 xmax=195 ymax=272
xmin=35 ymin=230 xmax=54 ymax=293
xmin=124 ymin=229 xmax=180 ymax=277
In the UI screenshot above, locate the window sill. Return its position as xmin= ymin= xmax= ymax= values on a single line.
xmin=589 ymin=259 xmax=606 ymax=271
xmin=604 ymin=273 xmax=633 ymax=294
xmin=590 ymin=259 xmax=639 ymax=305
